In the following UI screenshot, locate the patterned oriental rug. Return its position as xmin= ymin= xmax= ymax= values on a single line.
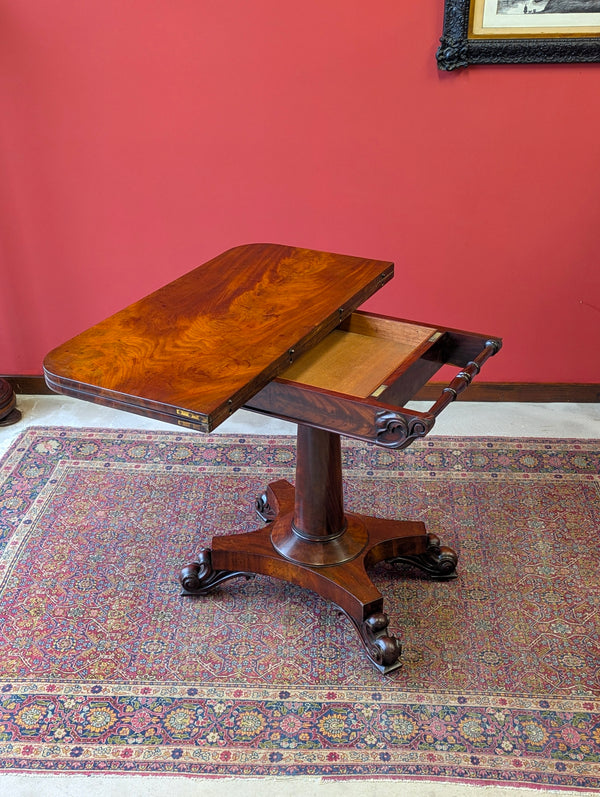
xmin=0 ymin=427 xmax=599 ymax=790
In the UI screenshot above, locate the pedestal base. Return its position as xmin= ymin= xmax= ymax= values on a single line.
xmin=180 ymin=479 xmax=457 ymax=674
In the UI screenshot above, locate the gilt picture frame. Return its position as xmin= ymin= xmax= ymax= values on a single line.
xmin=437 ymin=0 xmax=600 ymax=69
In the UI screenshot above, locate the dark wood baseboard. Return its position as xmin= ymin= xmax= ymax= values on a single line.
xmin=4 ymin=376 xmax=55 ymax=395
xmin=3 ymin=375 xmax=600 ymax=403
xmin=414 ymin=382 xmax=600 ymax=403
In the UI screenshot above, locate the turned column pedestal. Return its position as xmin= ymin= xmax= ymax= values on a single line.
xmin=42 ymin=243 xmax=501 ymax=673
xmin=180 ymin=424 xmax=458 ymax=674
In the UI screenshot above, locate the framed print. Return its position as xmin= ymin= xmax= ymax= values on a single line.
xmin=437 ymin=0 xmax=600 ymax=69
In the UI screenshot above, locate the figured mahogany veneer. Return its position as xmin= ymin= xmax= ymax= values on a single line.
xmin=44 ymin=243 xmax=393 ymax=432
xmin=44 ymin=243 xmax=501 ymax=673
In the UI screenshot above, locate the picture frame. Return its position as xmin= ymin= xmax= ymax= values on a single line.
xmin=437 ymin=0 xmax=600 ymax=70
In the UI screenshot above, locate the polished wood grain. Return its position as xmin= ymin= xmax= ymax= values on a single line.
xmin=43 ymin=243 xmax=502 ymax=673
xmin=44 ymin=244 xmax=393 ymax=431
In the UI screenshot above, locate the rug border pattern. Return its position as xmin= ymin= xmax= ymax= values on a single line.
xmin=0 ymin=426 xmax=598 ymax=789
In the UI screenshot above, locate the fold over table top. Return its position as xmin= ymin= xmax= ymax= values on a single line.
xmin=44 ymin=244 xmax=394 ymax=431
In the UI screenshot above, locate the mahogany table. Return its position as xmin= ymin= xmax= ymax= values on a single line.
xmin=44 ymin=244 xmax=501 ymax=673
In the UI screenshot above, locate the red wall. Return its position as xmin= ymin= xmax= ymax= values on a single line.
xmin=2 ymin=1 xmax=599 ymax=382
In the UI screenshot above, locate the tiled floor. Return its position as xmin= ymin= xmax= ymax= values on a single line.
xmin=1 ymin=396 xmax=598 ymax=797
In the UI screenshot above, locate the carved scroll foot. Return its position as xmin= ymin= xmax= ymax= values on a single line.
xmin=347 ymin=611 xmax=402 ymax=674
xmin=255 ymin=492 xmax=277 ymax=523
xmin=179 ymin=549 xmax=255 ymax=596
xmin=388 ymin=533 xmax=458 ymax=580
xmin=255 ymin=480 xmax=295 ymax=524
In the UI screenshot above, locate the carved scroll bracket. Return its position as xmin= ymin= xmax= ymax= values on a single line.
xmin=180 ymin=549 xmax=255 ymax=596
xmin=345 ymin=611 xmax=402 ymax=674
xmin=375 ymin=411 xmax=434 ymax=450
